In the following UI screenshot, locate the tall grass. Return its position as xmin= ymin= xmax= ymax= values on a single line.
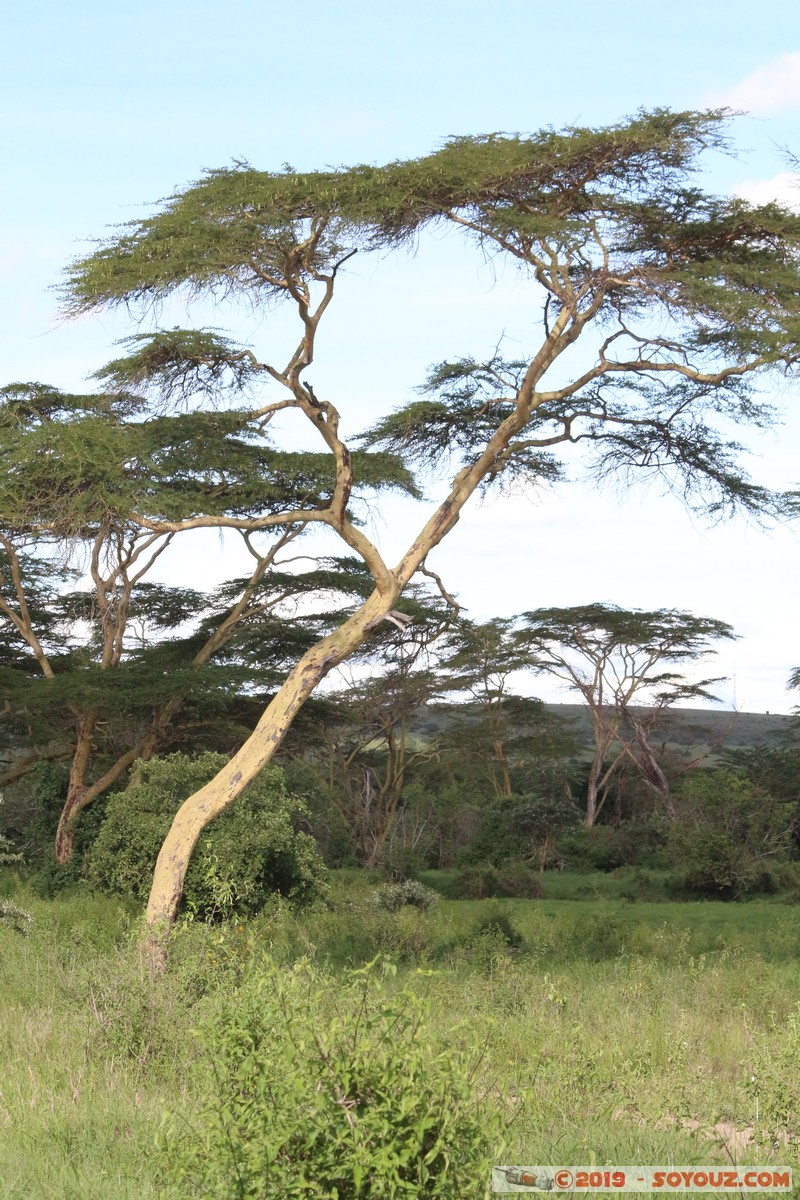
xmin=0 ymin=879 xmax=797 ymax=1198
xmin=0 ymin=888 xmax=219 ymax=1199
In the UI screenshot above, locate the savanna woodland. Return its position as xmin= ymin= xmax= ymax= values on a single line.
xmin=3 ymin=109 xmax=800 ymax=1198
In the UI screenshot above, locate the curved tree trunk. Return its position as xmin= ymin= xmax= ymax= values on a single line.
xmin=54 ymin=719 xmax=165 ymax=864
xmin=144 ymin=586 xmax=398 ymax=949
xmin=142 ymin=312 xmax=573 ymax=962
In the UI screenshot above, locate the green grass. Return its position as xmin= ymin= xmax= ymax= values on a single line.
xmin=1 ymin=877 xmax=798 ymax=1198
xmin=418 ymin=866 xmax=676 ymax=901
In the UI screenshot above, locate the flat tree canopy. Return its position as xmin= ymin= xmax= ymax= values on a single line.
xmin=518 ymin=604 xmax=737 ymax=824
xmin=7 ymin=107 xmax=800 ymax=939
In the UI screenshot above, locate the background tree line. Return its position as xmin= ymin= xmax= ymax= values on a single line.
xmin=3 ymin=583 xmax=800 ymax=907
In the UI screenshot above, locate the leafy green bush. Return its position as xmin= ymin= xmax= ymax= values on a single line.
xmin=88 ymin=753 xmax=328 ymax=918
xmin=446 ymin=903 xmax=525 ymax=970
xmin=464 ymin=792 xmax=580 ymax=867
xmin=0 ymin=898 xmax=32 ymax=933
xmin=452 ymin=860 xmax=542 ymax=899
xmin=3 ymin=762 xmax=65 ymax=850
xmin=495 ymin=859 xmax=543 ymax=899
xmin=667 ymin=769 xmax=797 ymax=899
xmin=769 ymin=860 xmax=800 ymax=902
xmin=0 ymin=800 xmax=21 ymax=867
xmin=0 ymin=834 xmax=20 ymax=866
xmin=617 ymin=867 xmax=668 ymax=903
xmin=469 ymin=903 xmax=523 ymax=950
xmin=560 ymin=822 xmax=661 ymax=872
xmin=370 ymin=879 xmax=439 ymax=912
xmin=3 ymin=762 xmax=117 ymax=896
xmin=452 ymin=863 xmax=503 ymax=899
xmin=161 ymin=957 xmax=504 ymax=1198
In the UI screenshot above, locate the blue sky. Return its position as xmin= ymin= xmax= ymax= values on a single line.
xmin=3 ymin=1 xmax=800 ymax=711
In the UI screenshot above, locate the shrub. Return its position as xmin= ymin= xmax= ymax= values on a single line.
xmin=448 ymin=903 xmax=525 ymax=970
xmin=464 ymin=792 xmax=581 ymax=867
xmin=617 ymin=868 xmax=667 ymax=903
xmin=452 ymin=864 xmax=502 ymax=899
xmin=7 ymin=763 xmax=115 ymax=896
xmin=88 ymin=752 xmax=328 ymax=918
xmin=0 ymin=898 xmax=32 ymax=933
xmin=495 ymin=859 xmax=543 ymax=899
xmin=161 ymin=957 xmax=504 ymax=1199
xmin=667 ymin=769 xmax=797 ymax=899
xmin=470 ymin=903 xmax=523 ymax=950
xmin=452 ymin=859 xmax=543 ymax=900
xmin=3 ymin=763 xmax=71 ymax=868
xmin=561 ymin=821 xmax=667 ymax=872
xmin=370 ymin=879 xmax=440 ymax=912
xmin=769 ymin=860 xmax=800 ymax=903
xmin=0 ymin=833 xmax=20 ymax=866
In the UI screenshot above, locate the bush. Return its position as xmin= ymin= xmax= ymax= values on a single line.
xmin=560 ymin=822 xmax=661 ymax=872
xmin=464 ymin=792 xmax=581 ymax=867
xmin=452 ymin=864 xmax=502 ymax=899
xmin=495 ymin=859 xmax=543 ymax=899
xmin=161 ymin=957 xmax=504 ymax=1199
xmin=452 ymin=860 xmax=543 ymax=900
xmin=0 ymin=834 xmax=20 ymax=866
xmin=0 ymin=898 xmax=32 ymax=933
xmin=4 ymin=762 xmax=116 ymax=896
xmin=769 ymin=860 xmax=800 ymax=903
xmin=470 ymin=903 xmax=523 ymax=950
xmin=617 ymin=868 xmax=668 ymax=903
xmin=88 ymin=752 xmax=328 ymax=919
xmin=2 ymin=763 xmax=83 ymax=881
xmin=0 ymin=801 xmax=21 ymax=866
xmin=370 ymin=879 xmax=439 ymax=912
xmin=667 ymin=769 xmax=797 ymax=899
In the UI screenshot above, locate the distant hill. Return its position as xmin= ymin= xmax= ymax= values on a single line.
xmin=414 ymin=703 xmax=799 ymax=760
xmin=542 ymin=705 xmax=799 ymax=755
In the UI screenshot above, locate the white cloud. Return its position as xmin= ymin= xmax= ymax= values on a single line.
xmin=733 ymin=171 xmax=800 ymax=210
xmin=708 ymin=52 xmax=800 ymax=114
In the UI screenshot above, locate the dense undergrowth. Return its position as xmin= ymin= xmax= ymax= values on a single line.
xmin=0 ymin=874 xmax=798 ymax=1198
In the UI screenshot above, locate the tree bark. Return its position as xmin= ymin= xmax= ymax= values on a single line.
xmin=144 ymin=585 xmax=398 ymax=941
xmin=584 ymin=749 xmax=602 ymax=828
xmin=54 ymin=720 xmax=165 ymax=864
xmin=51 ymin=531 xmax=299 ymax=862
xmin=54 ymin=716 xmax=97 ymax=863
xmin=143 ymin=292 xmax=580 ymax=953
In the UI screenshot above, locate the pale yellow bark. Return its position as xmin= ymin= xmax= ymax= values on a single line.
xmin=145 ymin=586 xmax=398 ymax=932
xmin=143 ymin=283 xmax=590 ymax=948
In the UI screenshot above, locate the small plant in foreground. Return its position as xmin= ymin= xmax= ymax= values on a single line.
xmin=743 ymin=1003 xmax=800 ymax=1144
xmin=0 ymin=898 xmax=32 ymax=933
xmin=0 ymin=801 xmax=22 ymax=866
xmin=162 ymin=957 xmax=504 ymax=1198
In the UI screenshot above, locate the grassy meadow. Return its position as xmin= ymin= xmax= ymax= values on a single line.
xmin=0 ymin=872 xmax=798 ymax=1198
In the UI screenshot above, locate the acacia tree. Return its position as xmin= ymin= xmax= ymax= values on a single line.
xmin=0 ymin=379 xmax=407 ymax=862
xmin=437 ymin=617 xmax=552 ymax=798
xmin=47 ymin=108 xmax=800 ymax=942
xmin=518 ymin=604 xmax=736 ymax=824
